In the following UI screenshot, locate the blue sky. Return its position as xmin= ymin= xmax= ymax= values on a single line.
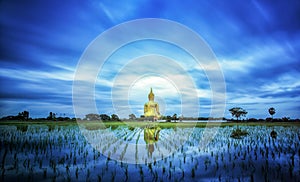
xmin=0 ymin=0 xmax=299 ymax=119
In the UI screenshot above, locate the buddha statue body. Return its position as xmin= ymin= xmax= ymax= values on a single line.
xmin=144 ymin=88 xmax=160 ymax=121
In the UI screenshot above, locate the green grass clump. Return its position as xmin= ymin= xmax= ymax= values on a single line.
xmin=230 ymin=128 xmax=249 ymax=139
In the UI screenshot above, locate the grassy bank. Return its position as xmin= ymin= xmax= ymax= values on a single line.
xmin=1 ymin=120 xmax=300 ymax=129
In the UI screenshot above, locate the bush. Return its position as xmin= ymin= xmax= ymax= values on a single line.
xmin=266 ymin=117 xmax=272 ymax=122
xmin=248 ymin=118 xmax=257 ymax=122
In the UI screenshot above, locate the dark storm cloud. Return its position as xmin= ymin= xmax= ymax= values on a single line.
xmin=0 ymin=0 xmax=111 ymax=69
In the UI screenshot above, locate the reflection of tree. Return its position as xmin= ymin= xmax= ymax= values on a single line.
xmin=144 ymin=125 xmax=161 ymax=157
xmin=270 ymin=130 xmax=277 ymax=139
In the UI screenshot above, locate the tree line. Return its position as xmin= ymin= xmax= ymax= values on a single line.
xmin=0 ymin=107 xmax=298 ymax=122
xmin=84 ymin=113 xmax=120 ymax=121
xmin=228 ymin=107 xmax=296 ymax=122
xmin=0 ymin=111 xmax=122 ymax=122
xmin=0 ymin=111 xmax=78 ymax=121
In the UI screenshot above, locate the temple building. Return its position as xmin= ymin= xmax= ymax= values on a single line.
xmin=144 ymin=88 xmax=160 ymax=121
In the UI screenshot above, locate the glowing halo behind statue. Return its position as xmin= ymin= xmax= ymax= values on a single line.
xmin=73 ymin=18 xmax=226 ymax=164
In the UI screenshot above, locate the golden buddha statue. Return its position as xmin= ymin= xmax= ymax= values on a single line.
xmin=144 ymin=88 xmax=160 ymax=120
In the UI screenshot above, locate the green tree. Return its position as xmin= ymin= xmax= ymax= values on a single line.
xmin=111 ymin=114 xmax=120 ymax=121
xmin=229 ymin=107 xmax=248 ymax=121
xmin=172 ymin=113 xmax=177 ymax=121
xmin=47 ymin=112 xmax=56 ymax=120
xmin=129 ymin=114 xmax=136 ymax=120
xmin=17 ymin=111 xmax=29 ymax=120
xmin=268 ymin=107 xmax=276 ymax=119
xmin=166 ymin=115 xmax=172 ymax=122
xmin=85 ymin=113 xmax=100 ymax=121
xmin=100 ymin=114 xmax=111 ymax=121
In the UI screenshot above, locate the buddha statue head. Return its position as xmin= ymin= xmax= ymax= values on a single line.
xmin=148 ymin=88 xmax=154 ymax=101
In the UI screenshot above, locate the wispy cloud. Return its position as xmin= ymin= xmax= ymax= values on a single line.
xmin=0 ymin=0 xmax=299 ymax=119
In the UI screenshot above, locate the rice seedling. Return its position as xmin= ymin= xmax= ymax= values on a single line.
xmin=0 ymin=123 xmax=299 ymax=181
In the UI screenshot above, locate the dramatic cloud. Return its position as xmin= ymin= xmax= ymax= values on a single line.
xmin=0 ymin=0 xmax=299 ymax=119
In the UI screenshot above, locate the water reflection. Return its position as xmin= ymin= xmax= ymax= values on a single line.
xmin=144 ymin=125 xmax=161 ymax=157
xmin=82 ymin=123 xmax=191 ymax=164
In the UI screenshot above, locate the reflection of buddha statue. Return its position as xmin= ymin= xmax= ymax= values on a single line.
xmin=144 ymin=125 xmax=161 ymax=157
xmin=144 ymin=88 xmax=160 ymax=121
